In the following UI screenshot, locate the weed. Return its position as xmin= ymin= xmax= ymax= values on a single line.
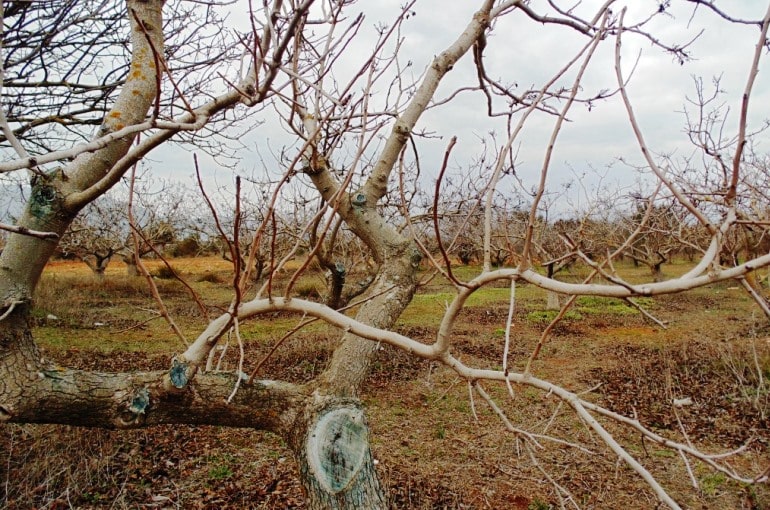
xmin=700 ymin=472 xmax=726 ymax=497
xmin=81 ymin=491 xmax=103 ymax=504
xmin=453 ymin=401 xmax=470 ymax=413
xmin=433 ymin=424 xmax=446 ymax=439
xmin=265 ymin=449 xmax=282 ymax=460
xmin=208 ymin=464 xmax=233 ymax=480
xmin=528 ymin=497 xmax=552 ymax=510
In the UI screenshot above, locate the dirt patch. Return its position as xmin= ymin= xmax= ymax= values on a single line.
xmin=45 ymin=348 xmax=168 ymax=371
xmin=589 ymin=341 xmax=770 ymax=447
xmin=9 ymin=259 xmax=770 ymax=509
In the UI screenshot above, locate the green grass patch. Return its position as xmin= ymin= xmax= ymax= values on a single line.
xmin=526 ymin=310 xmax=582 ymax=322
xmin=574 ymin=296 xmax=655 ymax=315
xmin=399 ymin=284 xmax=544 ymax=327
xmin=700 ymin=472 xmax=726 ymax=497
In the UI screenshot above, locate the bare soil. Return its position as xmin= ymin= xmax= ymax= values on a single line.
xmin=1 ymin=260 xmax=769 ymax=509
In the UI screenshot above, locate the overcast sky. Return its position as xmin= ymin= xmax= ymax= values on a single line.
xmin=139 ymin=1 xmax=770 ymax=215
xmin=1 ymin=1 xmax=765 ymax=230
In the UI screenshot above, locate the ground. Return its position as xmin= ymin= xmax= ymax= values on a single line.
xmin=1 ymin=258 xmax=768 ymax=509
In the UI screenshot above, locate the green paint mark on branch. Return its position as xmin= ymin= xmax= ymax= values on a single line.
xmin=169 ymin=358 xmax=189 ymax=388
xmin=129 ymin=387 xmax=150 ymax=414
xmin=351 ymin=193 xmax=367 ymax=207
xmin=410 ymin=247 xmax=423 ymax=268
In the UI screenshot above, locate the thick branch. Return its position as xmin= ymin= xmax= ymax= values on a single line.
xmin=361 ymin=0 xmax=494 ymax=202
xmin=4 ymin=367 xmax=304 ymax=432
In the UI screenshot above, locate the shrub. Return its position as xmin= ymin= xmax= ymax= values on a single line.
xmin=197 ymin=271 xmax=225 ymax=284
xmin=169 ymin=236 xmax=202 ymax=257
xmin=151 ymin=265 xmax=179 ymax=279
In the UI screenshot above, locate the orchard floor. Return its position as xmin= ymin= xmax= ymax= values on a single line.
xmin=1 ymin=258 xmax=769 ymax=509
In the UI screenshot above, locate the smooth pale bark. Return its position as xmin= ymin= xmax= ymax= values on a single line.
xmin=546 ymin=290 xmax=561 ymax=310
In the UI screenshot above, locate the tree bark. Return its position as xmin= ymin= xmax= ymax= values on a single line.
xmin=546 ymin=290 xmax=561 ymax=310
xmin=288 ymin=398 xmax=387 ymax=510
xmin=122 ymin=252 xmax=140 ymax=277
xmin=287 ymin=235 xmax=420 ymax=506
xmin=0 ymin=305 xmax=307 ymax=430
xmin=81 ymin=250 xmax=113 ymax=278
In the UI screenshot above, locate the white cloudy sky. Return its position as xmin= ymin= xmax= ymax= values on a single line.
xmin=146 ymin=1 xmax=770 ymax=214
xmin=0 ymin=1 xmax=764 ymax=226
xmin=1 ymin=1 xmax=766 ymax=215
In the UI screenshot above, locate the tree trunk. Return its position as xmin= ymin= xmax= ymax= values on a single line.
xmin=546 ymin=290 xmax=561 ymax=310
xmin=326 ymin=262 xmax=346 ymax=309
xmin=81 ymin=250 xmax=112 ymax=278
xmin=122 ymin=253 xmax=139 ymax=277
xmin=289 ymin=399 xmax=387 ymax=509
xmin=652 ymin=263 xmax=664 ymax=282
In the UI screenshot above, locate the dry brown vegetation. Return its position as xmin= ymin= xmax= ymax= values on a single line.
xmin=2 ymin=257 xmax=769 ymax=509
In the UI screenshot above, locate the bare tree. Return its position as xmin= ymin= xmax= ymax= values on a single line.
xmin=121 ymin=180 xmax=183 ymax=276
xmin=618 ymin=197 xmax=691 ymax=281
xmin=57 ymin=196 xmax=126 ymax=277
xmin=2 ymin=2 xmax=770 ymax=509
xmin=57 ymin=180 xmax=184 ymax=276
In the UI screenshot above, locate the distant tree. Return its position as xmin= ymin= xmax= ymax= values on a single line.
xmin=168 ymin=233 xmax=207 ymax=258
xmin=619 ymin=197 xmax=699 ymax=281
xmin=57 ymin=181 xmax=185 ymax=276
xmin=57 ymin=197 xmax=126 ymax=277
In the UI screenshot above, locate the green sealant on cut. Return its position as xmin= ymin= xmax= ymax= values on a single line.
xmin=129 ymin=387 xmax=150 ymax=415
xmin=169 ymin=358 xmax=189 ymax=388
xmin=409 ymin=247 xmax=423 ymax=268
xmin=306 ymin=406 xmax=368 ymax=494
xmin=351 ymin=192 xmax=367 ymax=206
xmin=29 ymin=185 xmax=57 ymax=219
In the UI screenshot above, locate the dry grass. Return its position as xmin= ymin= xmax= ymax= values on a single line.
xmin=2 ymin=257 xmax=769 ymax=509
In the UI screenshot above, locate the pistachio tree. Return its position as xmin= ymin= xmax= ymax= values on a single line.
xmin=1 ymin=1 xmax=770 ymax=509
